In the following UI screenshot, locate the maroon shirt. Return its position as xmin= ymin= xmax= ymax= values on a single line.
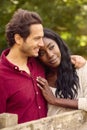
xmin=0 ymin=49 xmax=47 ymax=123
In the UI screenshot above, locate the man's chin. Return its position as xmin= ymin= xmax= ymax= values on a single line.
xmin=33 ymin=53 xmax=39 ymax=57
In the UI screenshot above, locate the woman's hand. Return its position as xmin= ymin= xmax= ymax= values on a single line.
xmin=71 ymin=55 xmax=86 ymax=68
xmin=36 ymin=76 xmax=78 ymax=108
xmin=36 ymin=76 xmax=56 ymax=105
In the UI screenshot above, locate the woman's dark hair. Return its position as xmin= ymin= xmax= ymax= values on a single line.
xmin=44 ymin=28 xmax=79 ymax=99
xmin=5 ymin=9 xmax=42 ymax=47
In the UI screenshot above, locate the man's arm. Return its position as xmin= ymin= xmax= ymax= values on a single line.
xmin=71 ymin=55 xmax=86 ymax=68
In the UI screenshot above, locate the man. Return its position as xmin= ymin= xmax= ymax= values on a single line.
xmin=0 ymin=9 xmax=47 ymax=124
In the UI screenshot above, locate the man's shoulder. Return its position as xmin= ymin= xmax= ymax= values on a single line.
xmin=28 ymin=57 xmax=45 ymax=74
xmin=28 ymin=57 xmax=44 ymax=67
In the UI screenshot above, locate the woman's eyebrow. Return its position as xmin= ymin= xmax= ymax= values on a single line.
xmin=47 ymin=42 xmax=52 ymax=48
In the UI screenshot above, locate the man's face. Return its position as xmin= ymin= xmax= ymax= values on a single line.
xmin=20 ymin=24 xmax=44 ymax=57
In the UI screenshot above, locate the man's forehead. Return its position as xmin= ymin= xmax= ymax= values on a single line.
xmin=29 ymin=24 xmax=44 ymax=37
xmin=30 ymin=24 xmax=43 ymax=32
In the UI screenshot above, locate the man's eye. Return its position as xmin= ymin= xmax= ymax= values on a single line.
xmin=39 ymin=51 xmax=45 ymax=57
xmin=49 ymin=45 xmax=54 ymax=50
xmin=34 ymin=38 xmax=39 ymax=40
xmin=34 ymin=37 xmax=41 ymax=40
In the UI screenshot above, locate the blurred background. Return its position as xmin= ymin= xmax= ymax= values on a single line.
xmin=0 ymin=0 xmax=87 ymax=57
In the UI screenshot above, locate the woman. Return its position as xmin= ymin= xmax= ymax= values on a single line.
xmin=37 ymin=28 xmax=87 ymax=116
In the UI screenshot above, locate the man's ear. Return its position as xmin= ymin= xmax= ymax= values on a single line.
xmin=14 ymin=34 xmax=23 ymax=45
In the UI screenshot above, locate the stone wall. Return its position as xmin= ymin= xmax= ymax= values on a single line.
xmin=0 ymin=110 xmax=87 ymax=130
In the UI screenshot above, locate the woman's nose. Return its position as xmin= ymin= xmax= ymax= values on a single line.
xmin=47 ymin=50 xmax=53 ymax=58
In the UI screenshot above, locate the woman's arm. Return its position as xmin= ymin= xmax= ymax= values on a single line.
xmin=54 ymin=98 xmax=78 ymax=109
xmin=37 ymin=61 xmax=87 ymax=111
xmin=77 ymin=62 xmax=87 ymax=111
xmin=36 ymin=76 xmax=78 ymax=109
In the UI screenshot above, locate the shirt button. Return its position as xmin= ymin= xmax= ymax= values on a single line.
xmin=38 ymin=106 xmax=41 ymax=109
xmin=14 ymin=66 xmax=18 ymax=69
xmin=36 ymin=92 xmax=38 ymax=95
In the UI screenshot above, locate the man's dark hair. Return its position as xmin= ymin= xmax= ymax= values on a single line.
xmin=5 ymin=9 xmax=42 ymax=47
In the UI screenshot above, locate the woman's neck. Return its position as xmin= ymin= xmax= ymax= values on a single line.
xmin=46 ymin=68 xmax=57 ymax=88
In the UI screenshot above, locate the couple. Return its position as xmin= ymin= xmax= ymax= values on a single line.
xmin=0 ymin=9 xmax=86 ymax=123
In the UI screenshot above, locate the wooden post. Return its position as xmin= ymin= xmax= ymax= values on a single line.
xmin=0 ymin=113 xmax=18 ymax=129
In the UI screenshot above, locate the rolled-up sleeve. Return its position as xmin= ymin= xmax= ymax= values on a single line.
xmin=78 ymin=98 xmax=87 ymax=111
xmin=0 ymin=79 xmax=7 ymax=113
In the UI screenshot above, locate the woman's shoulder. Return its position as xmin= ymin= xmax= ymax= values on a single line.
xmin=76 ymin=61 xmax=87 ymax=84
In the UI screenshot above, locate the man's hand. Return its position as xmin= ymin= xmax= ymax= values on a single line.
xmin=71 ymin=55 xmax=86 ymax=68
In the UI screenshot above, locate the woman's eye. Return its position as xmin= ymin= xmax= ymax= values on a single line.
xmin=39 ymin=50 xmax=45 ymax=57
xmin=49 ymin=45 xmax=54 ymax=50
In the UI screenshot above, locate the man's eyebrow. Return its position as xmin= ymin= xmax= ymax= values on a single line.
xmin=35 ymin=35 xmax=43 ymax=38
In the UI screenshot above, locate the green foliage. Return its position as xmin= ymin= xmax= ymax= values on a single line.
xmin=0 ymin=0 xmax=87 ymax=56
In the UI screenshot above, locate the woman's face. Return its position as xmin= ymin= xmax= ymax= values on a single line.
xmin=39 ymin=37 xmax=61 ymax=68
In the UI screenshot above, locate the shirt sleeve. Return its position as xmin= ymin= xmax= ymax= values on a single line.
xmin=77 ymin=62 xmax=87 ymax=111
xmin=0 ymin=79 xmax=7 ymax=113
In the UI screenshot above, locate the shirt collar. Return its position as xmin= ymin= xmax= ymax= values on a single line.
xmin=1 ymin=48 xmax=20 ymax=71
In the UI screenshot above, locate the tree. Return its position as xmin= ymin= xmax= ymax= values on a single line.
xmin=0 ymin=0 xmax=87 ymax=56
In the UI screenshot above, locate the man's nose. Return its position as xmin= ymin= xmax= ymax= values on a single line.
xmin=38 ymin=38 xmax=44 ymax=47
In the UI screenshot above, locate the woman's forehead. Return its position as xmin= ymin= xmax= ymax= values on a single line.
xmin=43 ymin=37 xmax=57 ymax=45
